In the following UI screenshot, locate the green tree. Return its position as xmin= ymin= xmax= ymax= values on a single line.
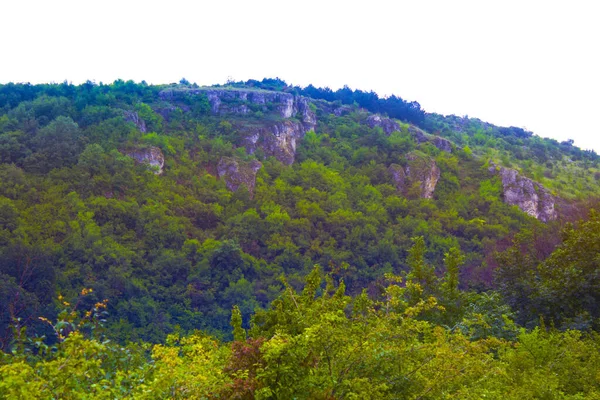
xmin=231 ymin=305 xmax=246 ymax=342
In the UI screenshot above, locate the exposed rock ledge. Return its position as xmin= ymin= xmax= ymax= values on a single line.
xmin=488 ymin=162 xmax=557 ymax=222
xmin=364 ymin=116 xmax=452 ymax=153
xmin=160 ymin=88 xmax=317 ymax=165
xmin=160 ymin=88 xmax=316 ymax=129
xmin=389 ymin=153 xmax=441 ymax=199
xmin=123 ymin=146 xmax=165 ymax=175
xmin=366 ymin=114 xmax=401 ymax=135
xmin=217 ymin=157 xmax=262 ymax=197
xmin=124 ymin=111 xmax=147 ymax=133
xmin=241 ymin=120 xmax=307 ymax=165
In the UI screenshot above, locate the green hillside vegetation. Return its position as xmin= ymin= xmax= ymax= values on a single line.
xmin=1 ymin=78 xmax=600 ymax=397
xmin=424 ymin=114 xmax=600 ymax=200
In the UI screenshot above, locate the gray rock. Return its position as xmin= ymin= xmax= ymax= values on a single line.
xmin=123 ymin=146 xmax=165 ymax=175
xmin=231 ymin=104 xmax=250 ymax=115
xmin=242 ymin=120 xmax=307 ymax=165
xmin=432 ymin=136 xmax=453 ymax=153
xmin=217 ymin=157 xmax=262 ymax=197
xmin=388 ymin=164 xmax=407 ymax=191
xmin=408 ymin=125 xmax=428 ymax=143
xmin=389 ymin=153 xmax=440 ymax=199
xmin=124 ymin=111 xmax=147 ymax=133
xmin=311 ymin=100 xmax=353 ymax=117
xmin=365 ymin=114 xmax=400 ymax=135
xmin=159 ymin=88 xmax=316 ymax=129
xmin=489 ymin=162 xmax=557 ymax=222
xmin=296 ymin=97 xmax=317 ymax=131
xmin=159 ymin=88 xmax=318 ymax=165
xmin=154 ymin=104 xmax=179 ymax=120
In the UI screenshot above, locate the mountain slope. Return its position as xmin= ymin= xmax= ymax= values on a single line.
xmin=0 ymin=79 xmax=597 ymax=343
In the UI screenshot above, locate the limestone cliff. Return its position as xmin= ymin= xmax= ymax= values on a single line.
xmin=217 ymin=157 xmax=262 ymax=197
xmin=123 ymin=146 xmax=165 ymax=175
xmin=242 ymin=120 xmax=307 ymax=165
xmin=160 ymin=88 xmax=315 ymax=129
xmin=160 ymin=88 xmax=316 ymax=165
xmin=124 ymin=111 xmax=147 ymax=133
xmin=389 ymin=153 xmax=440 ymax=199
xmin=488 ymin=163 xmax=557 ymax=222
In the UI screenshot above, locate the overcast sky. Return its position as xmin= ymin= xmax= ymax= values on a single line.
xmin=2 ymin=1 xmax=599 ymax=151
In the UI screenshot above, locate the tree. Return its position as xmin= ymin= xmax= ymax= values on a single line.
xmin=407 ymin=236 xmax=436 ymax=292
xmin=25 ymin=116 xmax=84 ymax=172
xmin=441 ymin=247 xmax=465 ymax=298
xmin=231 ymin=305 xmax=246 ymax=342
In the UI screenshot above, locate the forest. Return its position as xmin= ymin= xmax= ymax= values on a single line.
xmin=1 ymin=78 xmax=600 ymax=398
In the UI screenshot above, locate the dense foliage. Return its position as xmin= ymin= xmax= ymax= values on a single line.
xmin=0 ymin=79 xmax=543 ymax=344
xmin=2 ymin=261 xmax=600 ymax=398
xmin=1 ymin=78 xmax=600 ymax=397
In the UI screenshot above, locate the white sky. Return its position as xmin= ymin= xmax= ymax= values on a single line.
xmin=2 ymin=0 xmax=599 ymax=151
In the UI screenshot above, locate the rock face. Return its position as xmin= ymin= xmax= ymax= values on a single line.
xmin=242 ymin=120 xmax=307 ymax=165
xmin=432 ymin=136 xmax=453 ymax=153
xmin=407 ymin=125 xmax=428 ymax=144
xmin=124 ymin=111 xmax=147 ymax=133
xmin=388 ymin=164 xmax=407 ymax=192
xmin=389 ymin=153 xmax=440 ymax=199
xmin=160 ymin=88 xmax=316 ymax=129
xmin=489 ymin=163 xmax=557 ymax=222
xmin=217 ymin=157 xmax=262 ymax=197
xmin=124 ymin=146 xmax=165 ymax=175
xmin=365 ymin=114 xmax=400 ymax=135
xmin=160 ymin=88 xmax=317 ymax=165
xmin=313 ymin=100 xmax=353 ymax=117
xmin=406 ymin=125 xmax=452 ymax=153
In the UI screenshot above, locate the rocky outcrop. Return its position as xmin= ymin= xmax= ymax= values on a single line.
xmin=365 ymin=114 xmax=400 ymax=135
xmin=154 ymin=103 xmax=180 ymax=120
xmin=217 ymin=157 xmax=262 ymax=197
xmin=407 ymin=126 xmax=428 ymax=144
xmin=160 ymin=88 xmax=317 ymax=165
xmin=159 ymin=88 xmax=316 ymax=131
xmin=241 ymin=120 xmax=306 ymax=165
xmin=432 ymin=136 xmax=453 ymax=153
xmin=363 ymin=117 xmax=452 ymax=153
xmin=123 ymin=146 xmax=165 ymax=174
xmin=124 ymin=111 xmax=147 ymax=133
xmin=313 ymin=100 xmax=353 ymax=117
xmin=488 ymin=163 xmax=557 ymax=222
xmin=389 ymin=153 xmax=440 ymax=199
xmin=388 ymin=164 xmax=408 ymax=192
xmin=407 ymin=126 xmax=452 ymax=153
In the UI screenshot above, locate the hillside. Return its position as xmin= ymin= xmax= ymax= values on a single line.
xmin=2 ymin=78 xmax=600 ymax=397
xmin=0 ymin=78 xmax=598 ymax=345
